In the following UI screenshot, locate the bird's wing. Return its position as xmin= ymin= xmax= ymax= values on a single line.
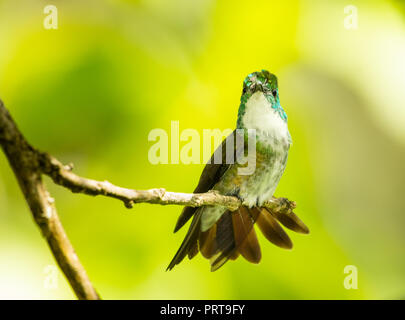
xmin=173 ymin=130 xmax=236 ymax=233
xmin=166 ymin=131 xmax=238 ymax=271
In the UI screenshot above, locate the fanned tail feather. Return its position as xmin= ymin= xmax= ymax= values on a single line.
xmin=269 ymin=208 xmax=310 ymax=234
xmin=167 ymin=205 xmax=309 ymax=271
xmin=209 ymin=211 xmax=235 ymax=271
xmin=232 ymin=207 xmax=261 ymax=263
xmin=252 ymin=208 xmax=293 ymax=249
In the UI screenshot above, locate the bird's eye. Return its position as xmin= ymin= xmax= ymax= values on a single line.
xmin=272 ymin=89 xmax=277 ymax=98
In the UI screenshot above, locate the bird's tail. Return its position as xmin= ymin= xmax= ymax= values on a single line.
xmin=167 ymin=206 xmax=309 ymax=271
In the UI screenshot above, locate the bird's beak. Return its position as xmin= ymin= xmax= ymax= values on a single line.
xmin=253 ymin=83 xmax=264 ymax=93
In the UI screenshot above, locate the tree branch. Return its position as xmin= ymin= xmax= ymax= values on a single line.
xmin=0 ymin=98 xmax=297 ymax=299
xmin=0 ymin=100 xmax=99 ymax=300
xmin=38 ymin=152 xmax=296 ymax=213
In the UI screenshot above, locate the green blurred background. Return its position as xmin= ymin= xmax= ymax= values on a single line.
xmin=1 ymin=0 xmax=405 ymax=299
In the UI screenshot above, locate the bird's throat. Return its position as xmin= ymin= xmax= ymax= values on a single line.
xmin=238 ymin=92 xmax=290 ymax=145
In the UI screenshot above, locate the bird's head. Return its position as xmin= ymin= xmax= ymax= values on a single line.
xmin=237 ymin=70 xmax=287 ymax=129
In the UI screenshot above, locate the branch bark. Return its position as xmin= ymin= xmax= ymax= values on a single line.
xmin=0 ymin=100 xmax=99 ymax=300
xmin=38 ymin=152 xmax=296 ymax=213
xmin=0 ymin=98 xmax=297 ymax=299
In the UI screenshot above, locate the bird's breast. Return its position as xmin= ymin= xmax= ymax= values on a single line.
xmin=239 ymin=139 xmax=289 ymax=207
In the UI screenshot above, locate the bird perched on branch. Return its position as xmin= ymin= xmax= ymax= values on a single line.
xmin=167 ymin=70 xmax=309 ymax=271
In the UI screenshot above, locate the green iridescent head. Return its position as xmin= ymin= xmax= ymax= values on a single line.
xmin=238 ymin=70 xmax=287 ymax=126
xmin=242 ymin=70 xmax=278 ymax=98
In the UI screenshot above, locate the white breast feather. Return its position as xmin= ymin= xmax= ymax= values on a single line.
xmin=242 ymin=91 xmax=289 ymax=144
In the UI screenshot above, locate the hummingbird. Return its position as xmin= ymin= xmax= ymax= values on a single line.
xmin=167 ymin=70 xmax=309 ymax=271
